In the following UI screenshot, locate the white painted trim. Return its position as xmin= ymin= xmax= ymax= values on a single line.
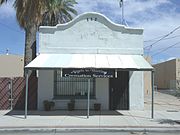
xmin=39 ymin=12 xmax=143 ymax=34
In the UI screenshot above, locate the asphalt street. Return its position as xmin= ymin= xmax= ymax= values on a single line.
xmin=0 ymin=131 xmax=180 ymax=135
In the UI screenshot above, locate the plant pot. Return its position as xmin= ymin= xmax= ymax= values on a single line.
xmin=44 ymin=104 xmax=51 ymax=111
xmin=94 ymin=103 xmax=101 ymax=111
xmin=43 ymin=100 xmax=55 ymax=111
xmin=68 ymin=103 xmax=75 ymax=111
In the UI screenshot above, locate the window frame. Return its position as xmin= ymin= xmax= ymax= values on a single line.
xmin=53 ymin=70 xmax=96 ymax=99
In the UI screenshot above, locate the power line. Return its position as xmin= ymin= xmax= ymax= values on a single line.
xmin=150 ymin=43 xmax=180 ymax=52
xmin=144 ymin=26 xmax=180 ymax=56
xmin=146 ymin=43 xmax=180 ymax=56
xmin=151 ymin=42 xmax=180 ymax=57
xmin=144 ymin=35 xmax=167 ymax=42
xmin=144 ymin=25 xmax=180 ymax=49
xmin=171 ymin=46 xmax=180 ymax=48
xmin=144 ymin=34 xmax=180 ymax=43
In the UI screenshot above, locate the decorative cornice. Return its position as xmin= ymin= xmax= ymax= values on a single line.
xmin=39 ymin=12 xmax=143 ymax=34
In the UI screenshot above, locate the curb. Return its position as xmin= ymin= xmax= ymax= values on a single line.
xmin=0 ymin=126 xmax=180 ymax=133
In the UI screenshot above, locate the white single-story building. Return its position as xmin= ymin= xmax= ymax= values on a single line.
xmin=25 ymin=12 xmax=153 ymax=115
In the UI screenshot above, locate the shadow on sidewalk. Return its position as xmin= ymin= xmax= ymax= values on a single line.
xmin=157 ymin=119 xmax=180 ymax=125
xmin=5 ymin=110 xmax=123 ymax=117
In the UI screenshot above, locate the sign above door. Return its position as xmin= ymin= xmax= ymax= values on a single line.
xmin=62 ymin=68 xmax=114 ymax=78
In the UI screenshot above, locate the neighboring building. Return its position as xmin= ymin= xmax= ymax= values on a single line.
xmin=26 ymin=12 xmax=153 ymax=111
xmin=0 ymin=54 xmax=24 ymax=77
xmin=154 ymin=58 xmax=180 ymax=89
xmin=0 ymin=54 xmax=37 ymax=111
xmin=144 ymin=56 xmax=152 ymax=95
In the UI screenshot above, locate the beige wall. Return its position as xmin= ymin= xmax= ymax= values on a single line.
xmin=176 ymin=59 xmax=180 ymax=89
xmin=0 ymin=55 xmax=24 ymax=77
xmin=154 ymin=59 xmax=176 ymax=89
xmin=144 ymin=56 xmax=152 ymax=95
xmin=176 ymin=59 xmax=180 ymax=80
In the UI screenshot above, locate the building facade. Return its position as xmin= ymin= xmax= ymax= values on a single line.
xmin=154 ymin=58 xmax=180 ymax=89
xmin=26 ymin=12 xmax=152 ymax=111
xmin=0 ymin=54 xmax=24 ymax=110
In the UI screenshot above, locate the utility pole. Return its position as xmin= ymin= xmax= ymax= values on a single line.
xmin=6 ymin=48 xmax=9 ymax=55
xmin=119 ymin=0 xmax=124 ymax=25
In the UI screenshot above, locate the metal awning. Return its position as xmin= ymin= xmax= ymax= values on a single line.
xmin=25 ymin=54 xmax=153 ymax=71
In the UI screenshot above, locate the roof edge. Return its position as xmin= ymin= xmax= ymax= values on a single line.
xmin=39 ymin=12 xmax=143 ymax=34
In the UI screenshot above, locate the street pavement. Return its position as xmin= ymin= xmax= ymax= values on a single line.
xmin=0 ymin=131 xmax=180 ymax=135
xmin=0 ymin=91 xmax=180 ymax=132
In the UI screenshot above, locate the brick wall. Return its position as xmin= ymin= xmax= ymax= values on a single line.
xmin=0 ymin=76 xmax=37 ymax=110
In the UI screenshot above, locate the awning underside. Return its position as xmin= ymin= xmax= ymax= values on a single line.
xmin=25 ymin=54 xmax=153 ymax=71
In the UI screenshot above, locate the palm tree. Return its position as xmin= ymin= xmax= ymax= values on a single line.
xmin=14 ymin=0 xmax=77 ymax=69
xmin=42 ymin=0 xmax=78 ymax=26
xmin=0 ymin=0 xmax=7 ymax=4
xmin=14 ymin=0 xmax=47 ymax=68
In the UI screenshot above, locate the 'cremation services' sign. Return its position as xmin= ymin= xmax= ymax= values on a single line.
xmin=62 ymin=69 xmax=114 ymax=78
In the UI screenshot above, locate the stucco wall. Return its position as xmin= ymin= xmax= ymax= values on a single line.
xmin=0 ymin=55 xmax=24 ymax=77
xmin=38 ymin=70 xmax=109 ymax=110
xmin=38 ymin=70 xmax=144 ymax=110
xmin=38 ymin=70 xmax=54 ymax=110
xmin=95 ymin=78 xmax=109 ymax=110
xmin=129 ymin=71 xmax=144 ymax=110
xmin=39 ymin=13 xmax=143 ymax=55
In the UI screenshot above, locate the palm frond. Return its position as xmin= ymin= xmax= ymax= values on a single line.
xmin=0 ymin=0 xmax=7 ymax=5
xmin=61 ymin=8 xmax=73 ymax=20
xmin=14 ymin=0 xmax=47 ymax=29
xmin=42 ymin=0 xmax=78 ymax=26
xmin=65 ymin=6 xmax=78 ymax=15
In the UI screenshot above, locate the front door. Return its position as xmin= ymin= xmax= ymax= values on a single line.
xmin=109 ymin=71 xmax=129 ymax=110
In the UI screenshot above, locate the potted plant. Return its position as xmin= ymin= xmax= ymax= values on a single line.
xmin=68 ymin=98 xmax=75 ymax=111
xmin=94 ymin=103 xmax=101 ymax=111
xmin=43 ymin=100 xmax=55 ymax=111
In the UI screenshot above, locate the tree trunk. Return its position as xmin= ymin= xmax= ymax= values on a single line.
xmin=24 ymin=25 xmax=37 ymax=76
xmin=24 ymin=25 xmax=38 ymax=111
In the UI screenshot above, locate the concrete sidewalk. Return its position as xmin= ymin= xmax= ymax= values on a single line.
xmin=0 ymin=91 xmax=180 ymax=132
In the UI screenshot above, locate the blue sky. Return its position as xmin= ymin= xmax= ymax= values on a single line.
xmin=0 ymin=0 xmax=180 ymax=64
